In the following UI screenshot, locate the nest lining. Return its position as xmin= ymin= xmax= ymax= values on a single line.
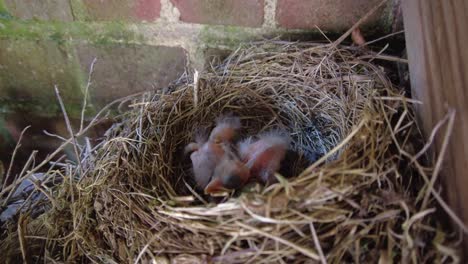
xmin=0 ymin=41 xmax=461 ymax=263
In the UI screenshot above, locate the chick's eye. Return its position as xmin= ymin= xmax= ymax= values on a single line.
xmin=221 ymin=174 xmax=242 ymax=189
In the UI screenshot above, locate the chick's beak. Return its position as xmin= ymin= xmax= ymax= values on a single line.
xmin=204 ymin=177 xmax=226 ymax=194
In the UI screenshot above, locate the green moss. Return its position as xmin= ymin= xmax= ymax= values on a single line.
xmin=0 ymin=20 xmax=142 ymax=46
xmin=95 ymin=22 xmax=138 ymax=45
xmin=0 ymin=0 xmax=12 ymax=20
xmin=69 ymin=0 xmax=90 ymax=21
xmin=199 ymin=25 xmax=333 ymax=49
xmin=0 ymin=98 xmax=83 ymax=117
xmin=199 ymin=25 xmax=255 ymax=48
xmin=381 ymin=2 xmax=395 ymax=33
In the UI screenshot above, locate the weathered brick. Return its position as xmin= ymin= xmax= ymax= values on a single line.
xmin=276 ymin=0 xmax=387 ymax=31
xmin=82 ymin=0 xmax=160 ymax=22
xmin=76 ymin=44 xmax=186 ymax=105
xmin=171 ymin=0 xmax=264 ymax=27
xmin=4 ymin=0 xmax=73 ymax=21
xmin=135 ymin=0 xmax=161 ymax=21
xmin=0 ymin=40 xmax=83 ymax=108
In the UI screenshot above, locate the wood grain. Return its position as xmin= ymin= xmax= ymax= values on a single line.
xmin=402 ymin=0 xmax=468 ymax=253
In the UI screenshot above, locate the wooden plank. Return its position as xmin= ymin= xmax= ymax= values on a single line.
xmin=402 ymin=0 xmax=468 ymax=252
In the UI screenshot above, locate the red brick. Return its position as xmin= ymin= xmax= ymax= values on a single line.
xmin=135 ymin=0 xmax=161 ymax=21
xmin=171 ymin=0 xmax=264 ymax=27
xmin=82 ymin=0 xmax=160 ymax=22
xmin=276 ymin=0 xmax=387 ymax=31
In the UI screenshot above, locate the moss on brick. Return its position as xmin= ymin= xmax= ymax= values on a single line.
xmin=199 ymin=25 xmax=333 ymax=49
xmin=380 ymin=2 xmax=395 ymax=33
xmin=199 ymin=25 xmax=256 ymax=48
xmin=69 ymin=0 xmax=90 ymax=21
xmin=0 ymin=20 xmax=141 ymax=45
xmin=0 ymin=20 xmax=148 ymax=117
xmin=0 ymin=0 xmax=12 ymax=20
xmin=0 ymin=39 xmax=84 ymax=116
xmin=96 ymin=22 xmax=140 ymax=44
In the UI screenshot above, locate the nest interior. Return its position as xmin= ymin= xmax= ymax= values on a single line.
xmin=0 ymin=41 xmax=462 ymax=263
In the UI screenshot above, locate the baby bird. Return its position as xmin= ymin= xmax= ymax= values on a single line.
xmin=238 ymin=131 xmax=290 ymax=184
xmin=209 ymin=115 xmax=241 ymax=143
xmin=186 ymin=138 xmax=225 ymax=189
xmin=204 ymin=154 xmax=251 ymax=194
xmin=185 ymin=116 xmax=242 ymax=190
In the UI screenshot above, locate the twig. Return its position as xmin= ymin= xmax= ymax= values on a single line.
xmin=80 ymin=57 xmax=97 ymax=132
xmin=2 ymin=151 xmax=37 ymax=207
xmin=363 ymin=30 xmax=405 ymax=46
xmin=310 ymin=222 xmax=327 ymax=264
xmin=411 ymin=112 xmax=451 ymax=162
xmin=193 ymin=70 xmax=199 ymax=108
xmin=331 ymin=0 xmax=388 ymax=48
xmin=54 ymin=85 xmax=81 ymax=257
xmin=3 ymin=126 xmax=30 ymax=191
xmin=43 ymin=130 xmax=67 ymax=141
xmin=17 ymin=214 xmax=28 ymax=264
xmin=422 ymin=109 xmax=454 ymax=210
xmin=134 ymin=227 xmax=166 ymax=264
xmin=54 ymin=85 xmax=83 ymax=177
xmin=237 ymin=222 xmax=320 ymax=260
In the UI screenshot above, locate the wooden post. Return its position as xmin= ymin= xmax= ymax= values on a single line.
xmin=402 ymin=0 xmax=468 ymax=252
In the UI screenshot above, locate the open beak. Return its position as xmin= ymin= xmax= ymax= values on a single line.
xmin=204 ymin=177 xmax=229 ymax=195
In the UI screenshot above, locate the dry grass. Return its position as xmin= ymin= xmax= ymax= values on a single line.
xmin=0 ymin=40 xmax=463 ymax=263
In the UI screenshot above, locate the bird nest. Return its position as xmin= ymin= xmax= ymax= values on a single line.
xmin=0 ymin=41 xmax=462 ymax=263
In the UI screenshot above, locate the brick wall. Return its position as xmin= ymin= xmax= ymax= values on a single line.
xmin=0 ymin=0 xmax=397 ymax=112
xmin=0 ymin=0 xmax=399 ymax=165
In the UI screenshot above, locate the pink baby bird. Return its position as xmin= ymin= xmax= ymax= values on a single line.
xmin=203 ymin=155 xmax=251 ymax=194
xmin=185 ymin=116 xmax=248 ymax=193
xmin=238 ymin=131 xmax=290 ymax=184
